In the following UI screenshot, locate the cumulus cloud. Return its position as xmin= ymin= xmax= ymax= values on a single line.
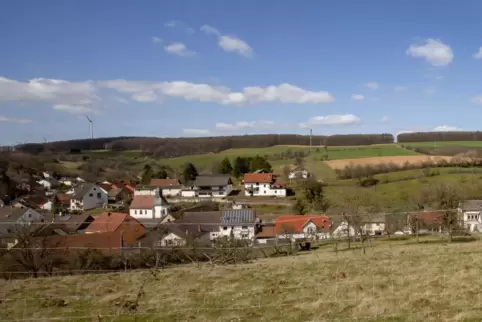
xmin=432 ymin=125 xmax=461 ymax=131
xmin=351 ymin=94 xmax=364 ymax=101
xmin=151 ymin=37 xmax=162 ymax=44
xmin=201 ymin=25 xmax=253 ymax=57
xmin=0 ymin=115 xmax=32 ymax=124
xmin=472 ymin=95 xmax=482 ymax=104
xmin=299 ymin=114 xmax=361 ymax=128
xmin=215 ymin=120 xmax=278 ymax=132
xmin=100 ymin=80 xmax=335 ymax=105
xmin=164 ymin=43 xmax=196 ymax=57
xmin=473 ymin=47 xmax=482 ymax=59
xmin=165 ymin=20 xmax=195 ymax=34
xmin=406 ymin=39 xmax=453 ymax=66
xmin=364 ymin=82 xmax=378 ymax=90
xmin=52 ymin=104 xmax=96 ymax=114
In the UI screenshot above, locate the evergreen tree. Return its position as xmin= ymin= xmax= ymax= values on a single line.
xmin=232 ymin=157 xmax=250 ymax=177
xmin=303 ymin=179 xmax=329 ymax=212
xmin=141 ymin=164 xmax=154 ymax=184
xmin=249 ymin=155 xmax=272 ymax=172
xmin=219 ymin=157 xmax=233 ymax=175
xmin=182 ymin=162 xmax=198 ymax=183
xmin=154 ymin=168 xmax=168 ymax=179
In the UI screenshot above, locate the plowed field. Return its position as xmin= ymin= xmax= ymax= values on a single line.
xmin=325 ymin=155 xmax=455 ymax=169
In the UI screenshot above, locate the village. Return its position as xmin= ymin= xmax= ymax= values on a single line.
xmin=0 ymin=162 xmax=477 ymax=265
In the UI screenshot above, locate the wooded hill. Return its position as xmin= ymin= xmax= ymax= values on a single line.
xmin=14 ymin=134 xmax=394 ymax=158
xmin=397 ymin=131 xmax=482 ymax=143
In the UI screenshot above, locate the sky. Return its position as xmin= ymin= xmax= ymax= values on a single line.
xmin=2 ymin=0 xmax=482 ymax=144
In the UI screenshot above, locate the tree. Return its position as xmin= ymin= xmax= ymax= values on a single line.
xmin=302 ymin=180 xmax=329 ymax=212
xmin=141 ymin=164 xmax=154 ymax=184
xmin=232 ymin=157 xmax=250 ymax=177
xmin=249 ymin=155 xmax=272 ymax=172
xmin=283 ymin=165 xmax=291 ymax=180
xmin=182 ymin=163 xmax=198 ymax=184
xmin=434 ymin=183 xmax=461 ymax=242
xmin=294 ymin=156 xmax=304 ymax=167
xmin=219 ymin=157 xmax=233 ymax=175
xmin=154 ymin=168 xmax=168 ymax=179
xmin=293 ymin=199 xmax=307 ymax=215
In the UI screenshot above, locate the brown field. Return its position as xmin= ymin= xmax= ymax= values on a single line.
xmin=325 ymin=155 xmax=455 ymax=169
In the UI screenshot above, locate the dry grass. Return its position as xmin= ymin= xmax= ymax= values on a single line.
xmin=325 ymin=155 xmax=455 ymax=170
xmin=2 ymin=237 xmax=482 ymax=321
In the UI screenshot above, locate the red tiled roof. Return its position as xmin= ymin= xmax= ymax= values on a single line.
xmin=412 ymin=211 xmax=444 ymax=225
xmin=56 ymin=193 xmax=71 ymax=206
xmin=150 ymin=179 xmax=181 ymax=187
xmin=243 ymin=173 xmax=273 ymax=184
xmin=85 ymin=212 xmax=128 ymax=233
xmin=255 ymin=226 xmax=276 ymax=238
xmin=130 ymin=195 xmax=155 ymax=209
xmin=274 ymin=215 xmax=330 ymax=234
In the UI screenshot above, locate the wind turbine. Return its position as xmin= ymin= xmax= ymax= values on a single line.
xmin=85 ymin=115 xmax=94 ymax=140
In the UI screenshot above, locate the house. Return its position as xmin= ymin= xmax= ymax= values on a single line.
xmin=288 ymin=166 xmax=310 ymax=180
xmin=129 ymin=188 xmax=170 ymax=219
xmin=190 ymin=175 xmax=233 ymax=198
xmin=69 ymin=183 xmax=108 ymax=211
xmin=11 ymin=195 xmax=52 ymax=211
xmin=176 ymin=211 xmax=222 ymax=239
xmin=409 ymin=211 xmax=445 ymax=233
xmin=362 ymin=214 xmax=386 ymax=236
xmin=150 ymin=179 xmax=182 ymax=197
xmin=458 ymin=200 xmax=482 ymax=232
xmin=50 ymin=213 xmax=95 ymax=233
xmin=137 ymin=223 xmax=211 ymax=248
xmin=218 ymin=209 xmax=257 ymax=240
xmin=255 ymin=225 xmax=276 ymax=244
xmin=274 ymin=215 xmax=330 ymax=241
xmin=85 ymin=212 xmax=146 ymax=244
xmin=112 ymin=181 xmax=135 ymax=193
xmin=55 ymin=193 xmax=71 ymax=212
xmin=243 ymin=173 xmax=287 ymax=197
xmin=37 ymin=177 xmax=59 ymax=190
xmin=0 ymin=207 xmax=45 ymax=247
xmin=108 ymin=187 xmax=132 ymax=204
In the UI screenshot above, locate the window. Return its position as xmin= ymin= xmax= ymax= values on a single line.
xmin=241 ymin=233 xmax=248 ymax=238
xmin=223 ymin=226 xmax=227 ymax=230
xmin=89 ymin=193 xmax=93 ymax=197
xmin=242 ymin=226 xmax=248 ymax=229
xmin=97 ymin=193 xmax=101 ymax=198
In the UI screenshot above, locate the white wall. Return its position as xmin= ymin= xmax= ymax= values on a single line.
xmin=181 ymin=190 xmax=196 ymax=197
xmin=134 ymin=189 xmax=156 ymax=196
xmin=41 ymin=201 xmax=52 ymax=211
xmin=244 ymin=183 xmax=286 ymax=197
xmin=217 ymin=225 xmax=255 ymax=240
xmin=461 ymin=210 xmax=482 ymax=232
xmin=70 ymin=185 xmax=108 ymax=211
xmin=161 ymin=233 xmax=186 ymax=247
xmin=162 ymin=188 xmax=181 ymax=197
xmin=130 ymin=208 xmax=153 ymax=219
xmin=198 ymin=184 xmax=233 ymax=198
xmin=37 ymin=180 xmax=51 ymax=190
xmin=332 ymin=221 xmax=356 ymax=238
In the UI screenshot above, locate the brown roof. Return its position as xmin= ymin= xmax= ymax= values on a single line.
xmin=412 ymin=211 xmax=444 ymax=226
xmin=243 ymin=173 xmax=273 ymax=184
xmin=130 ymin=195 xmax=155 ymax=209
xmin=150 ymin=179 xmax=181 ymax=187
xmin=255 ymin=226 xmax=276 ymax=238
xmin=108 ymin=188 xmax=124 ymax=198
xmin=53 ymin=213 xmax=94 ymax=232
xmin=85 ymin=212 xmax=129 ymax=233
xmin=98 ymin=183 xmax=113 ymax=192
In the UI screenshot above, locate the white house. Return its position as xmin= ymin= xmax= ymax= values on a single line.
xmin=458 ymin=200 xmax=482 ymax=232
xmin=129 ymin=188 xmax=170 ymax=219
xmin=217 ymin=209 xmax=256 ymax=240
xmin=275 ymin=215 xmax=330 ymax=241
xmin=243 ymin=173 xmax=286 ymax=197
xmin=150 ymin=178 xmax=182 ymax=197
xmin=331 ymin=215 xmax=386 ymax=238
xmin=37 ymin=177 xmax=59 ymax=190
xmin=69 ymin=183 xmax=108 ymax=211
xmin=192 ymin=175 xmax=233 ymax=198
xmin=288 ymin=167 xmax=310 ymax=180
xmin=0 ymin=207 xmax=45 ymax=248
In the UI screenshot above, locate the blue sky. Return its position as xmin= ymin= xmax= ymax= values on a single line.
xmin=2 ymin=0 xmax=482 ymax=144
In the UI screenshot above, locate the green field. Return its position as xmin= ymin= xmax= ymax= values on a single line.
xmin=3 ymin=236 xmax=482 ymax=321
xmin=404 ymin=141 xmax=482 ymax=148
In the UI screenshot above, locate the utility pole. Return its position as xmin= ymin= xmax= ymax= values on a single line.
xmin=309 ymin=128 xmax=312 ymax=155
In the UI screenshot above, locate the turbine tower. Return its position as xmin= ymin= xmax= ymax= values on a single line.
xmin=85 ymin=116 xmax=94 ymax=140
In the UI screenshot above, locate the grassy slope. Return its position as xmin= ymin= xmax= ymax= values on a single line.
xmin=404 ymin=141 xmax=482 ymax=148
xmin=3 ymin=237 xmax=482 ymax=321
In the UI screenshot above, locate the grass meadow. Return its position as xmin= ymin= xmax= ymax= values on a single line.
xmin=2 ymin=236 xmax=482 ymax=321
xmin=404 ymin=141 xmax=482 ymax=148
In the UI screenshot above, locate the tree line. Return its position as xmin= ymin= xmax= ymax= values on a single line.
xmin=16 ymin=134 xmax=394 ymax=158
xmin=397 ymin=131 xmax=482 ymax=143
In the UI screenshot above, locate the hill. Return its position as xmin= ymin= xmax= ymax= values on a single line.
xmin=2 ymin=236 xmax=481 ymax=321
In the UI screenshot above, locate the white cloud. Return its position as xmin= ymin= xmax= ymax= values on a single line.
xmin=472 ymin=95 xmax=482 ymax=104
xmin=165 ymin=21 xmax=177 ymax=28
xmin=380 ymin=116 xmax=389 ymax=123
xmin=351 ymin=94 xmax=364 ymax=101
xmin=394 ymin=86 xmax=407 ymax=91
xmin=151 ymin=37 xmax=162 ymax=44
xmin=215 ymin=120 xmax=278 ymax=132
xmin=165 ymin=20 xmax=194 ymax=34
xmin=473 ymin=47 xmax=482 ymax=59
xmin=183 ymin=128 xmax=211 ymax=135
xmin=52 ymin=104 xmax=95 ymax=114
xmin=300 ymin=114 xmax=361 ymax=128
xmin=435 ymin=76 xmax=444 ymax=80
xmin=100 ymin=80 xmax=335 ymax=105
xmin=201 ymin=25 xmax=253 ymax=57
xmin=432 ymin=125 xmax=461 ymax=132
xmin=406 ymin=39 xmax=453 ymax=67
xmin=364 ymin=82 xmax=378 ymax=90
xmin=0 ymin=115 xmax=32 ymax=124
xmin=164 ymin=43 xmax=196 ymax=57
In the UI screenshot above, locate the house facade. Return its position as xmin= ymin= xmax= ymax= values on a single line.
xmin=192 ymin=175 xmax=233 ymax=198
xmin=68 ymin=183 xmax=108 ymax=211
xmin=243 ymin=173 xmax=286 ymax=197
xmin=217 ymin=209 xmax=257 ymax=240
xmin=275 ymin=215 xmax=330 ymax=241
xmin=288 ymin=167 xmax=310 ymax=180
xmin=458 ymin=200 xmax=482 ymax=232
xmin=129 ymin=188 xmax=170 ymax=219
xmin=150 ymin=179 xmax=182 ymax=197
